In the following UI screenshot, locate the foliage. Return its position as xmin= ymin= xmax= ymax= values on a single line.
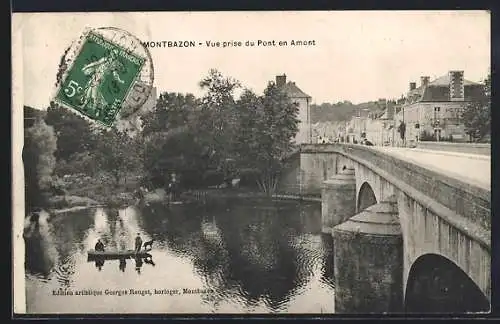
xmin=29 ymin=67 xmax=302 ymax=202
xmin=247 ymin=83 xmax=299 ymax=194
xmin=54 ymin=151 xmax=99 ymax=177
xmin=44 ymin=104 xmax=142 ymax=187
xmin=24 ymin=118 xmax=57 ymax=210
xmin=462 ymin=73 xmax=491 ymax=142
xmin=25 ymin=51 xmax=146 ymax=205
xmin=45 ymin=102 xmax=97 ymax=162
xmin=141 ymin=92 xmax=197 ymax=137
xmin=140 ymin=91 xmax=209 ymax=189
xmin=198 ymin=69 xmax=241 ymax=182
xmin=93 ymin=128 xmax=143 ymax=186
xmin=140 ymin=69 xmax=299 ymax=194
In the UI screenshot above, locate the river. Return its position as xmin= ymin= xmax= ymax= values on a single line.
xmin=24 ymin=198 xmax=335 ymax=314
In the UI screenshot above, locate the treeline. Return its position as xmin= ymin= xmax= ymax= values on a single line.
xmin=310 ymin=100 xmax=391 ymax=123
xmin=23 ymin=69 xmax=300 ymax=211
xmin=140 ymin=69 xmax=299 ymax=193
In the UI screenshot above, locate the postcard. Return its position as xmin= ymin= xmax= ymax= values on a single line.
xmin=12 ymin=11 xmax=491 ymax=315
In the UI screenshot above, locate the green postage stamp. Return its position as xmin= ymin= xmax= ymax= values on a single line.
xmin=55 ymin=30 xmax=151 ymax=127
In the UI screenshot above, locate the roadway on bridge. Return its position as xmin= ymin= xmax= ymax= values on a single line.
xmin=372 ymin=147 xmax=491 ymax=190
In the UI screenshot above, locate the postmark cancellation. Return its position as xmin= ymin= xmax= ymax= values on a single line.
xmin=53 ymin=27 xmax=154 ymax=127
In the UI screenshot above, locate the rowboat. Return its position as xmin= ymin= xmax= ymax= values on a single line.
xmin=87 ymin=249 xmax=152 ymax=260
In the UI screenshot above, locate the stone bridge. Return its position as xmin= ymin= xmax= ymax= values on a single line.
xmin=278 ymin=143 xmax=491 ymax=313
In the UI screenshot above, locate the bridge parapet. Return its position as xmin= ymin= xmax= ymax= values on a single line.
xmin=300 ymin=143 xmax=491 ymax=250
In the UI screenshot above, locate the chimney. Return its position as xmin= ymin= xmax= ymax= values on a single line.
xmin=409 ymin=82 xmax=416 ymax=91
xmin=276 ymin=74 xmax=286 ymax=87
xmin=449 ymin=70 xmax=465 ymax=101
xmin=420 ymin=76 xmax=430 ymax=87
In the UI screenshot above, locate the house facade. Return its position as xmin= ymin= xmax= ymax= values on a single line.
xmin=395 ymin=71 xmax=484 ymax=142
xmin=276 ymin=74 xmax=312 ymax=144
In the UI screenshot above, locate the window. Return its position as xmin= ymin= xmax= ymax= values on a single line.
xmin=433 ymin=107 xmax=441 ymax=127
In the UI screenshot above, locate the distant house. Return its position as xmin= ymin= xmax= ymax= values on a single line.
xmin=396 ymin=71 xmax=484 ymax=142
xmin=312 ymin=121 xmax=340 ymax=143
xmin=275 ymin=74 xmax=312 ymax=144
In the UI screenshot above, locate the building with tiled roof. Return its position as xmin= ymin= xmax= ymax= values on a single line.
xmin=275 ymin=74 xmax=312 ymax=144
xmin=396 ymin=71 xmax=484 ymax=143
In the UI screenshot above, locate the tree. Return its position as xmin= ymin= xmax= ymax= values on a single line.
xmin=45 ymin=101 xmax=97 ymax=162
xmin=462 ymin=73 xmax=491 ymax=142
xmin=141 ymin=92 xmax=198 ymax=137
xmin=197 ymin=69 xmax=241 ymax=183
xmin=233 ymin=89 xmax=261 ymax=163
xmin=140 ymin=91 xmax=209 ymax=188
xmin=137 ymin=70 xmax=300 ymax=193
xmin=93 ymin=128 xmax=142 ymax=186
xmin=54 ymin=151 xmax=99 ymax=177
xmin=237 ymin=82 xmax=299 ymax=195
xmin=24 ymin=118 xmax=57 ymax=211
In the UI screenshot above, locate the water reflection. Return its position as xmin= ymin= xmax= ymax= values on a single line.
xmin=24 ymin=210 xmax=58 ymax=279
xmin=25 ymin=198 xmax=334 ymax=313
xmin=89 ymin=254 xmax=156 ymax=274
xmin=119 ymin=258 xmax=126 ymax=272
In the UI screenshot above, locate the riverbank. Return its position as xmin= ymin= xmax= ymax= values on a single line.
xmin=46 ymin=191 xmax=138 ymax=213
xmin=181 ymin=188 xmax=322 ymax=204
xmin=44 ymin=184 xmax=320 ymax=216
xmin=44 ymin=178 xmax=142 ymax=215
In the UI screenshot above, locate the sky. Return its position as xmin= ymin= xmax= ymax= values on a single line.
xmin=12 ymin=11 xmax=490 ymax=109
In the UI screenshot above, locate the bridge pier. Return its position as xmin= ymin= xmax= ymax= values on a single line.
xmin=333 ymin=196 xmax=403 ymax=313
xmin=321 ymin=167 xmax=356 ymax=234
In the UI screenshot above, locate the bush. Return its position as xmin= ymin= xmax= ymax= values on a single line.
xmin=239 ymin=168 xmax=261 ymax=188
xmin=202 ymin=169 xmax=225 ymax=187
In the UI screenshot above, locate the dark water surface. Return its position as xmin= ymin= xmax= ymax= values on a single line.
xmin=24 ymin=198 xmax=335 ymax=313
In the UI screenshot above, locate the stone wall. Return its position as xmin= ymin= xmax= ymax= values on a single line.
xmin=416 ymin=141 xmax=491 ymax=156
xmin=398 ymin=189 xmax=491 ymax=302
xmin=277 ymin=152 xmax=301 ymax=195
xmin=278 ymin=148 xmax=338 ymax=196
xmin=333 ymin=200 xmax=403 ymax=313
xmin=299 ymin=153 xmax=337 ymax=196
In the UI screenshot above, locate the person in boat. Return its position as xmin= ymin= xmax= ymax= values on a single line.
xmin=119 ymin=258 xmax=126 ymax=272
xmin=134 ymin=233 xmax=143 ymax=253
xmin=95 ymin=259 xmax=104 ymax=271
xmin=95 ymin=239 xmax=105 ymax=252
xmin=135 ymin=255 xmax=143 ymax=274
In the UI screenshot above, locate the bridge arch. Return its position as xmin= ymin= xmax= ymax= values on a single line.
xmin=405 ymin=253 xmax=490 ymax=313
xmin=357 ymin=182 xmax=377 ymax=211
